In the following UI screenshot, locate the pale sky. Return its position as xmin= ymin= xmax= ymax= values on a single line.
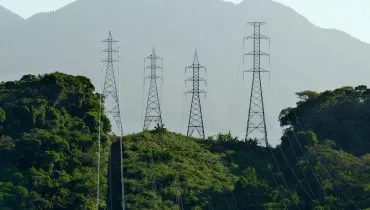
xmin=0 ymin=0 xmax=369 ymax=43
xmin=0 ymin=0 xmax=76 ymax=18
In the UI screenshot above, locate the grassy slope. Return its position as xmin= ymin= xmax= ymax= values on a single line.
xmin=120 ymin=131 xmax=238 ymax=210
xmin=108 ymin=131 xmax=370 ymax=210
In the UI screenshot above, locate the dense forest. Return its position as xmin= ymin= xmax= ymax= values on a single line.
xmin=0 ymin=73 xmax=112 ymax=209
xmin=1 ymin=73 xmax=370 ymax=209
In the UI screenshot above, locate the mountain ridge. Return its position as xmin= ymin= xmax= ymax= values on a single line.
xmin=0 ymin=5 xmax=24 ymax=29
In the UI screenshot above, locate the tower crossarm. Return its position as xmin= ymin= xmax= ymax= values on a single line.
xmin=186 ymin=64 xmax=207 ymax=69
xmin=243 ymin=68 xmax=270 ymax=73
xmin=244 ymin=51 xmax=270 ymax=56
xmin=185 ymin=90 xmax=207 ymax=94
xmin=185 ymin=77 xmax=207 ymax=82
xmin=244 ymin=35 xmax=270 ymax=40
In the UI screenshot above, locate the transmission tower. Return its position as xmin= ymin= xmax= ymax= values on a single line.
xmin=244 ymin=22 xmax=270 ymax=147
xmin=185 ymin=50 xmax=207 ymax=139
xmin=101 ymin=31 xmax=125 ymax=210
xmin=143 ymin=48 xmax=163 ymax=130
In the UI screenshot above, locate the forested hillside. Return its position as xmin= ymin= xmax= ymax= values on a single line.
xmin=116 ymin=86 xmax=370 ymax=209
xmin=1 ymin=73 xmax=370 ymax=209
xmin=0 ymin=73 xmax=111 ymax=209
xmin=116 ymin=131 xmax=299 ymax=209
xmin=280 ymin=86 xmax=370 ymax=156
xmin=116 ymin=129 xmax=370 ymax=209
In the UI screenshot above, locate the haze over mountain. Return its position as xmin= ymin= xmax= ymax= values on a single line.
xmin=1 ymin=0 xmax=370 ymax=144
xmin=0 ymin=6 xmax=23 ymax=29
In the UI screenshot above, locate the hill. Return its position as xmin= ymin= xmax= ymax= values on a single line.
xmin=0 ymin=73 xmax=111 ymax=209
xmin=1 ymin=0 xmax=370 ymax=143
xmin=112 ymin=131 xmax=298 ymax=209
xmin=0 ymin=73 xmax=370 ymax=209
xmin=111 ymin=129 xmax=370 ymax=209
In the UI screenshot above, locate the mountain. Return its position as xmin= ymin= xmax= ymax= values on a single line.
xmin=1 ymin=0 xmax=370 ymax=144
xmin=0 ymin=6 xmax=23 ymax=29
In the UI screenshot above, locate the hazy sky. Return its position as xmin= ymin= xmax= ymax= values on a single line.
xmin=0 ymin=0 xmax=369 ymax=43
xmin=0 ymin=0 xmax=76 ymax=18
xmin=271 ymin=0 xmax=370 ymax=43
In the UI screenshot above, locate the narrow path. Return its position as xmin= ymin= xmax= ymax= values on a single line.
xmin=108 ymin=140 xmax=124 ymax=210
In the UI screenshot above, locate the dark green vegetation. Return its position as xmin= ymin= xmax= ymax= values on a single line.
xmin=0 ymin=73 xmax=111 ymax=209
xmin=280 ymin=86 xmax=370 ymax=156
xmin=117 ymin=86 xmax=370 ymax=209
xmin=117 ymin=131 xmax=300 ymax=209
xmin=118 ymin=129 xmax=370 ymax=209
xmin=1 ymin=73 xmax=370 ymax=209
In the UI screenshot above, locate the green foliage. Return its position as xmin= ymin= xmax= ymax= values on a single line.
xmin=296 ymin=90 xmax=320 ymax=101
xmin=0 ymin=107 xmax=5 ymax=123
xmin=215 ymin=132 xmax=238 ymax=143
xmin=153 ymin=123 xmax=168 ymax=134
xmin=122 ymin=132 xmax=237 ymax=209
xmin=278 ymin=85 xmax=370 ymax=209
xmin=0 ymin=73 xmax=111 ymax=209
xmin=280 ymin=85 xmax=370 ymax=155
xmin=115 ymin=85 xmax=370 ymax=209
xmin=117 ymin=132 xmax=300 ymax=209
xmin=303 ymin=143 xmax=370 ymax=208
xmin=1 ymin=74 xmax=370 ymax=209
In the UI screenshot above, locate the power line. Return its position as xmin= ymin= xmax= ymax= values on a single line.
xmin=226 ymin=39 xmax=245 ymax=132
xmin=290 ymin=111 xmax=359 ymax=209
xmin=267 ymin=146 xmax=301 ymax=209
xmin=277 ymin=145 xmax=314 ymax=202
xmin=185 ymin=50 xmax=207 ymax=139
xmin=96 ymin=64 xmax=103 ymax=210
xmin=285 ymin=133 xmax=319 ymax=200
xmin=267 ymin=76 xmax=325 ymax=203
xmin=143 ymin=48 xmax=163 ymax=130
xmin=149 ymin=150 xmax=157 ymax=194
xmin=287 ymin=118 xmax=327 ymax=198
xmin=109 ymin=153 xmax=113 ymax=210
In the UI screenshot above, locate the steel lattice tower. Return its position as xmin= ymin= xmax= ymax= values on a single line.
xmin=244 ymin=22 xmax=270 ymax=147
xmin=143 ymin=48 xmax=163 ymax=130
xmin=186 ymin=50 xmax=207 ymax=139
xmin=101 ymin=31 xmax=125 ymax=210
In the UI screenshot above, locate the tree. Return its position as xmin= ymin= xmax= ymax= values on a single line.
xmin=0 ymin=72 xmax=111 ymax=209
